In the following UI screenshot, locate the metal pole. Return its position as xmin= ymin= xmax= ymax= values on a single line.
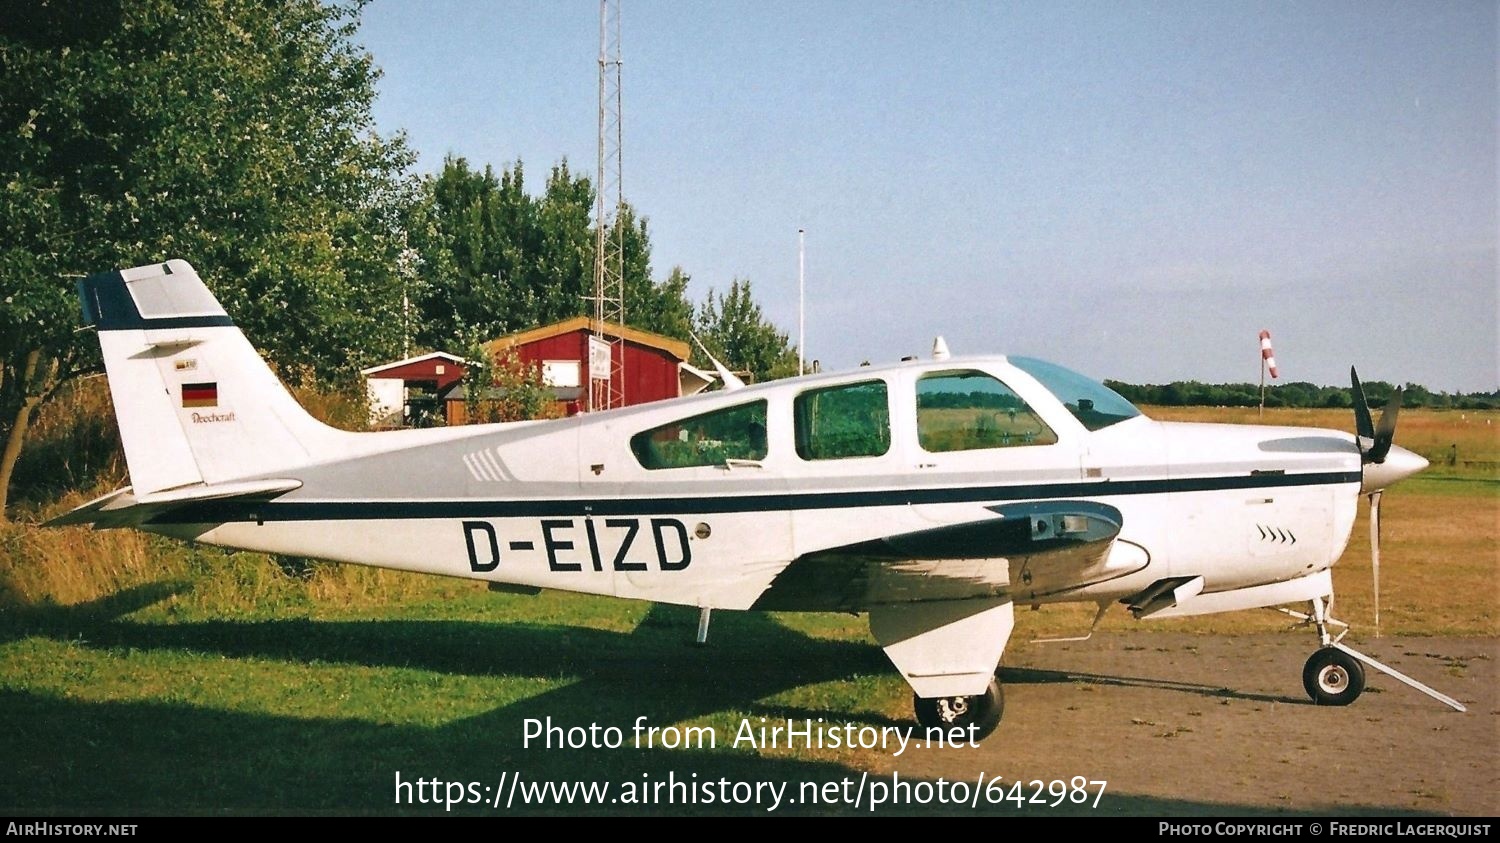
xmin=590 ymin=0 xmax=624 ymax=410
xmin=798 ymin=228 xmax=805 ymax=374
xmin=401 ymin=281 xmax=410 ymax=359
xmin=590 ymin=0 xmax=607 ymax=412
xmin=1259 ymin=354 xmax=1265 ymax=419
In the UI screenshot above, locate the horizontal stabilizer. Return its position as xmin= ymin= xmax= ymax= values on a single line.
xmin=46 ymin=478 xmax=302 ymax=529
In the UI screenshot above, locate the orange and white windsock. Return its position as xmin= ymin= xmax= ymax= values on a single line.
xmin=1259 ymin=329 xmax=1279 ymax=379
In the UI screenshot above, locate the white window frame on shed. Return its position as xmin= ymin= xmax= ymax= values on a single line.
xmin=542 ymin=359 xmax=582 ymax=388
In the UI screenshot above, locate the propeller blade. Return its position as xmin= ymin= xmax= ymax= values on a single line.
xmin=1367 ymin=388 xmax=1403 ymax=464
xmin=1369 ymin=490 xmax=1382 ymax=638
xmin=1350 ymin=366 xmax=1375 ymax=444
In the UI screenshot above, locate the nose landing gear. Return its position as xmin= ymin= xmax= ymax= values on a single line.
xmin=1302 ymin=646 xmax=1365 ymax=706
xmin=1281 ymin=595 xmax=1465 ymax=712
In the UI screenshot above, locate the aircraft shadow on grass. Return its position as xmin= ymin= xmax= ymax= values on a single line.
xmin=0 ymin=582 xmax=1435 ymax=816
xmin=1000 ymin=665 xmax=1308 ymax=706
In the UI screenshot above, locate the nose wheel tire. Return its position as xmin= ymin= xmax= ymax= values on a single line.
xmin=1303 ymin=647 xmax=1365 ymax=706
xmin=913 ymin=678 xmax=1003 ymax=740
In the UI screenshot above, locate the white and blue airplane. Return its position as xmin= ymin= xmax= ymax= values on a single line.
xmin=50 ymin=260 xmax=1460 ymax=738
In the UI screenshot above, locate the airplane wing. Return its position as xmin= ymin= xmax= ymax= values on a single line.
xmin=45 ymin=479 xmax=302 ymax=530
xmin=753 ymin=500 xmax=1143 ymax=611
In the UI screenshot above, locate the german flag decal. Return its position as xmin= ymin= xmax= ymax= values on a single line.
xmin=182 ymin=382 xmax=218 ymax=408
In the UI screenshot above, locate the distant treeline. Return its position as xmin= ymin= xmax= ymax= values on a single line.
xmin=1103 ymin=379 xmax=1500 ymax=410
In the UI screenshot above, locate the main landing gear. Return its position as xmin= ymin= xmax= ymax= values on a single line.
xmin=913 ymin=678 xmax=1004 ymax=739
xmin=1283 ymin=595 xmax=1465 ymax=712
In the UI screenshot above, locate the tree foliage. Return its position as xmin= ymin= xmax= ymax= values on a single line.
xmin=407 ymin=158 xmax=802 ymax=392
xmin=1 ymin=0 xmax=415 ymax=515
xmin=405 ymin=156 xmax=699 ymax=352
xmin=0 ymin=1 xmax=807 ymax=517
xmin=455 ymin=325 xmax=560 ymax=426
xmin=633 ymin=264 xmax=695 ymax=343
xmin=694 ymin=278 xmax=800 ymax=384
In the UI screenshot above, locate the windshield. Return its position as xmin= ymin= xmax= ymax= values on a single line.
xmin=1008 ymin=356 xmax=1141 ymax=431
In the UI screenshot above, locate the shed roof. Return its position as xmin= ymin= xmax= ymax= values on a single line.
xmin=359 ymin=351 xmax=469 ymax=377
xmin=484 ymin=316 xmax=691 ymax=362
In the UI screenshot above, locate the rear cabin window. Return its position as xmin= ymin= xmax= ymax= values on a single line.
xmin=916 ymin=370 xmax=1058 ymax=452
xmin=630 ymin=401 xmax=769 ymax=469
xmin=794 ymin=380 xmax=890 ymax=460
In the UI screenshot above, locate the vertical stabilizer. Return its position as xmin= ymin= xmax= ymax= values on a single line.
xmin=79 ymin=260 xmax=350 ymax=495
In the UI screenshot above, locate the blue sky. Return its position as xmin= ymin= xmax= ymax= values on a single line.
xmin=358 ymin=1 xmax=1496 ymax=393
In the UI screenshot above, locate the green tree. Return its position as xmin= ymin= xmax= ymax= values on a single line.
xmin=407 ymin=157 xmax=536 ymax=347
xmin=1322 ymin=389 xmax=1352 ymax=409
xmin=530 ymin=160 xmax=596 ymax=326
xmin=450 ymin=323 xmax=557 ymax=425
xmin=1402 ymin=382 xmax=1434 ymax=409
xmin=408 ymin=156 xmax=696 ymax=349
xmin=613 ymin=202 xmax=694 ymax=343
xmin=632 ymin=265 xmax=695 ymax=343
xmin=694 ymin=278 xmax=800 ymax=383
xmin=0 ymin=0 xmax=415 ymax=517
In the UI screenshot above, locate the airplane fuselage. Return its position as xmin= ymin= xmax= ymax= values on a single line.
xmin=146 ymin=353 xmax=1363 ymax=615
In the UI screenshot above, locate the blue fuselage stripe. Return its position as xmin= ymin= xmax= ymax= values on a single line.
xmin=147 ymin=470 xmax=1362 ymax=525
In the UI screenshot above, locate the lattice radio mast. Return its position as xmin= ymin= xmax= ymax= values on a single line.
xmin=589 ymin=0 xmax=625 ymax=410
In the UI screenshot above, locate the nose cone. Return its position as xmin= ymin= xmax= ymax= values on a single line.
xmin=1361 ymin=445 xmax=1429 ymax=494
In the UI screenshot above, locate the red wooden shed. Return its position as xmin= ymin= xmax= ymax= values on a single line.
xmin=359 ymin=352 xmax=469 ymax=428
xmin=477 ymin=316 xmax=708 ymax=418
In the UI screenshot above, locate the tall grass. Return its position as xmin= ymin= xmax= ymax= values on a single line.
xmin=0 ymin=513 xmax=474 ymax=617
xmin=0 ymin=518 xmax=153 ymax=608
xmin=9 ymin=377 xmax=125 ymax=509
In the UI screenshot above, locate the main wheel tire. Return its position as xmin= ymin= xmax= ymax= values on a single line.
xmin=1302 ymin=647 xmax=1366 ymax=706
xmin=913 ymin=679 xmax=1004 ymax=740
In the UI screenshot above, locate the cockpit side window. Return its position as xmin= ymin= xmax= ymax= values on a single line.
xmin=630 ymin=400 xmax=769 ymax=469
xmin=794 ymin=380 xmax=890 ymax=460
xmin=916 ymin=370 xmax=1058 ymax=452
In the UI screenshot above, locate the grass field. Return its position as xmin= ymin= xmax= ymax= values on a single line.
xmin=1 ymin=406 xmax=1495 ymax=814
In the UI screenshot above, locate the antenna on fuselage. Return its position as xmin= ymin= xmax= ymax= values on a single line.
xmin=933 ymin=336 xmax=951 ymax=361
